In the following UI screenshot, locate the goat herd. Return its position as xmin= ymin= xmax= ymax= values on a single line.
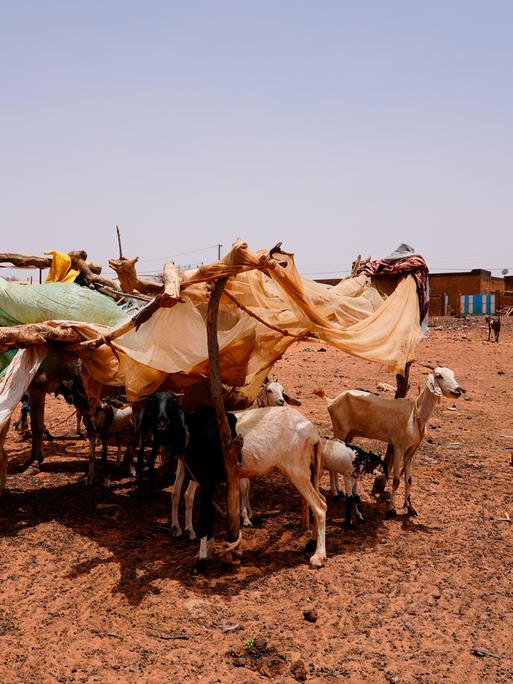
xmin=13 ymin=369 xmax=464 ymax=571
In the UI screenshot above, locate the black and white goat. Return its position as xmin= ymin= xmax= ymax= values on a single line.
xmin=171 ymin=379 xmax=301 ymax=534
xmin=186 ymin=405 xmax=326 ymax=570
xmin=140 ymin=393 xmax=326 ymax=569
xmin=486 ymin=315 xmax=501 ymax=342
xmin=319 ymin=438 xmax=387 ymax=529
xmin=137 ymin=392 xmax=188 ymax=493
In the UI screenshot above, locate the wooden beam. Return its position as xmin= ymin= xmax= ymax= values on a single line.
xmin=206 ymin=277 xmax=241 ymax=546
xmin=0 ymin=323 xmax=82 ymax=352
xmin=0 ymin=253 xmax=53 ymax=269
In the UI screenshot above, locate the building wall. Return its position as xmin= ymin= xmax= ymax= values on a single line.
xmin=429 ymin=269 xmax=505 ymax=314
xmin=497 ymin=291 xmax=513 ymax=311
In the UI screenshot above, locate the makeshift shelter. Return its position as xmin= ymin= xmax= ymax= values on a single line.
xmin=0 ymin=238 xmax=427 ymax=411
xmin=0 ymin=239 xmax=429 ymax=545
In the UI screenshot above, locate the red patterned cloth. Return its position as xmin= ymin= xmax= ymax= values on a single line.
xmin=357 ymin=255 xmax=429 ymax=325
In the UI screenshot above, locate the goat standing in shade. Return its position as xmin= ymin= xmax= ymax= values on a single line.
xmin=137 ymin=392 xmax=188 ymax=494
xmin=319 ymin=437 xmax=388 ymax=529
xmin=184 ymin=406 xmax=326 ymax=571
xmin=171 ymin=379 xmax=301 ymax=536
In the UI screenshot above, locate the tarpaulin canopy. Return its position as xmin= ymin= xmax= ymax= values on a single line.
xmin=0 ymin=241 xmax=422 ymax=408
xmin=63 ymin=240 xmax=425 ymax=408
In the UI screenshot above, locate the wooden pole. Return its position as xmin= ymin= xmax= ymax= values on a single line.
xmin=206 ymin=277 xmax=241 ymax=545
xmin=116 ymin=225 xmax=123 ymax=259
xmin=371 ymin=360 xmax=412 ymax=498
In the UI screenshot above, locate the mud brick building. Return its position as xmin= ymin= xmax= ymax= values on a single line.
xmin=429 ymin=269 xmax=513 ymax=315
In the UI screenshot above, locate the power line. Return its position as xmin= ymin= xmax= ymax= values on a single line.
xmin=137 ymin=244 xmax=220 ymax=264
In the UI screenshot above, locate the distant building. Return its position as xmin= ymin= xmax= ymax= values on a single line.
xmin=429 ymin=269 xmax=505 ymax=315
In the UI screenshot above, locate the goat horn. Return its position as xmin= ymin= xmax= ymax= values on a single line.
xmin=420 ymin=363 xmax=436 ymax=370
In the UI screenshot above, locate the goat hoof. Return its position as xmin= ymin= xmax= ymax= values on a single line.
xmin=22 ymin=463 xmax=40 ymax=477
xmin=170 ymin=525 xmax=183 ymax=538
xmin=385 ymin=509 xmax=397 ymax=519
xmin=344 ymin=523 xmax=355 ymax=531
xmin=332 ymin=492 xmax=345 ymax=501
xmin=304 ymin=539 xmax=316 ymax=554
xmin=406 ymin=506 xmax=418 ymax=517
xmin=193 ymin=559 xmax=208 ymax=575
xmin=242 ymin=520 xmax=253 ymax=528
xmin=309 ymin=552 xmax=326 ymax=568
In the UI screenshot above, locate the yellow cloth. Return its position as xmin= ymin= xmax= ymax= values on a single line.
xmin=45 ymin=251 xmax=80 ymax=283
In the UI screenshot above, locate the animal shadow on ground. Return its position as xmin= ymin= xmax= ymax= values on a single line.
xmin=0 ymin=466 xmax=422 ymax=605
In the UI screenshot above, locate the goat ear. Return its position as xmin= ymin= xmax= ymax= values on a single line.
xmin=427 ymin=374 xmax=442 ymax=397
xmin=459 ymin=387 xmax=466 ymax=394
xmin=263 ymin=377 xmax=269 ymax=386
xmin=283 ymin=393 xmax=301 ymax=406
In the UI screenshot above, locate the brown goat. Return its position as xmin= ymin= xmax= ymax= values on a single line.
xmin=485 ymin=316 xmax=501 ymax=342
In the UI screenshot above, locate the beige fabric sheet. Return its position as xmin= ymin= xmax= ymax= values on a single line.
xmin=60 ymin=241 xmax=422 ymax=408
xmin=0 ymin=241 xmax=422 ymax=410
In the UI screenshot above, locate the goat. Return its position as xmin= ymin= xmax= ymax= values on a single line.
xmin=242 ymin=379 xmax=301 ymax=525
xmin=171 ymin=379 xmax=301 ymax=535
xmin=57 ymin=379 xmax=133 ymax=485
xmin=183 ymin=406 xmax=326 ymax=570
xmin=486 ymin=315 xmax=501 ymax=342
xmin=254 ymin=378 xmax=301 ymax=408
xmin=137 ymin=392 xmax=188 ymax=494
xmin=92 ymin=401 xmax=134 ymax=484
xmin=315 ymin=367 xmax=465 ymax=517
xmin=319 ymin=437 xmax=387 ymax=529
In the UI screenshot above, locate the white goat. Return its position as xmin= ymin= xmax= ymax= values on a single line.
xmin=241 ymin=379 xmax=301 ymax=524
xmin=315 ymin=367 xmax=465 ymax=517
xmin=193 ymin=406 xmax=326 ymax=568
xmin=254 ymin=379 xmax=301 ymax=408
xmin=319 ymin=437 xmax=387 ymax=528
xmin=170 ymin=379 xmax=300 ymax=537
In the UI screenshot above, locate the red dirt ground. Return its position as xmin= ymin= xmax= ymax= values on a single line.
xmin=1 ymin=317 xmax=512 ymax=683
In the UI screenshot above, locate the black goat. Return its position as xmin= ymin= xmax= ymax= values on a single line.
xmin=182 ymin=407 xmax=238 ymax=571
xmin=137 ymin=392 xmax=188 ymax=492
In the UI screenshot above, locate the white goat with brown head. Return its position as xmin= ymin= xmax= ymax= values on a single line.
xmin=315 ymin=366 xmax=465 ymax=517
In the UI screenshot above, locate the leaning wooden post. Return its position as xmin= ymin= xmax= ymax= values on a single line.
xmin=207 ymin=277 xmax=241 ymax=546
xmin=371 ymin=360 xmax=412 ymax=498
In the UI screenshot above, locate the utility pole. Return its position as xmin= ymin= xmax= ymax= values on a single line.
xmin=217 ymin=244 xmax=222 ymax=260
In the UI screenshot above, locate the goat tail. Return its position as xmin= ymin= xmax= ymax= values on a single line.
xmin=312 ymin=387 xmax=333 ymax=405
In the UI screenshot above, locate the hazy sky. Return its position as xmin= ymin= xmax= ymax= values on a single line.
xmin=2 ymin=1 xmax=512 ymax=280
